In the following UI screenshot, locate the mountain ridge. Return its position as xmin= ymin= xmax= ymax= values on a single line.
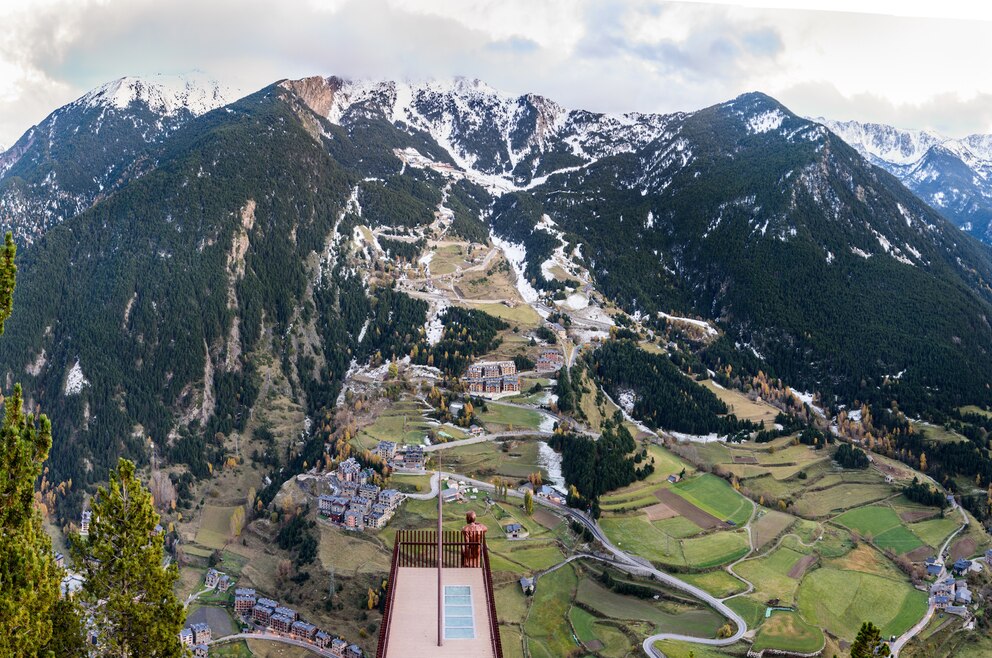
xmin=814 ymin=116 xmax=992 ymax=240
xmin=4 ymin=73 xmax=992 ymax=522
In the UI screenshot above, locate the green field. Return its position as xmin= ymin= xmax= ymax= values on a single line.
xmin=680 ymin=569 xmax=748 ymax=598
xmin=576 ymin=578 xmax=723 ymax=636
xmin=835 ymin=504 xmax=932 ymax=554
xmin=725 ymin=595 xmax=767 ymax=629
xmin=442 ymin=438 xmax=550 ymax=481
xmin=835 ymin=505 xmax=903 ymax=537
xmin=797 ymin=567 xmax=928 ymax=641
xmin=654 ymin=640 xmax=748 ymax=658
xmin=195 ymin=505 xmax=241 ymax=550
xmin=600 ymin=515 xmax=748 ymax=568
xmin=909 ymin=517 xmax=959 ymax=549
xmin=734 ymin=543 xmax=810 ymax=604
xmin=599 ymin=444 xmax=692 ymax=508
xmin=464 ymin=301 xmax=542 ymax=327
xmin=652 ymin=516 xmax=704 ymax=539
xmin=355 ymin=402 xmax=435 ymax=446
xmin=672 ymin=473 xmax=753 ymax=526
xmin=752 ymin=610 xmax=825 ymax=653
xmin=524 ymin=563 xmax=580 ymax=658
xmin=794 ymin=483 xmax=894 ymax=517
xmin=478 ymin=402 xmax=546 ymax=431
xmin=682 ymin=532 xmax=751 ymax=569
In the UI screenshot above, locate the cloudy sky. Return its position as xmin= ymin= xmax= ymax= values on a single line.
xmin=2 ymin=0 xmax=992 ymax=147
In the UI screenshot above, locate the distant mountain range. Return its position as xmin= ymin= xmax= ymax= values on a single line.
xmin=3 ymin=73 xmax=992 ymax=517
xmin=815 ymin=117 xmax=992 ymax=241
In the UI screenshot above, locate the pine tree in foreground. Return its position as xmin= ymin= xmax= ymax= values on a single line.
xmin=73 ymin=458 xmax=187 ymax=657
xmin=850 ymin=621 xmax=891 ymax=658
xmin=0 ymin=231 xmax=84 ymax=656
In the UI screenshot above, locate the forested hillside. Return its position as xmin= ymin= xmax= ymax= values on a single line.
xmin=6 ymin=74 xmax=992 ymax=521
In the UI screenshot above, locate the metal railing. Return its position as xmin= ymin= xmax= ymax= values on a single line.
xmin=375 ymin=530 xmax=503 ymax=658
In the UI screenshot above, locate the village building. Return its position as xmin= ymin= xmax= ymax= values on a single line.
xmin=205 ymin=568 xmax=222 ymax=588
xmin=347 ymin=644 xmax=363 ymax=657
xmin=377 ymin=440 xmax=397 ymax=461
xmin=318 ymin=494 xmax=336 ymax=516
xmin=379 ymin=489 xmax=403 ymax=508
xmin=274 ymin=606 xmax=298 ymax=622
xmin=179 ymin=628 xmax=194 ymax=646
xmin=54 ymin=552 xmax=65 ymax=569
xmin=337 ymin=457 xmax=363 ymax=483
xmin=535 ymin=348 xmax=564 ymax=372
xmin=349 ymin=496 xmax=372 ymax=515
xmin=338 ymin=480 xmax=359 ymax=498
xmin=955 ymin=586 xmax=973 ymax=604
xmin=469 ymin=425 xmax=485 ymax=436
xmin=330 ymin=638 xmax=348 ymax=656
xmin=217 ymin=574 xmax=231 ymax=591
xmin=536 ymin=484 xmax=566 ymax=504
xmin=462 ymin=360 xmax=520 ymax=399
xmin=252 ymin=601 xmax=277 ymax=624
xmin=925 ymin=556 xmax=943 ymax=577
xmin=364 ymin=509 xmax=388 ymax=529
xmin=192 ymin=644 xmax=208 ymax=658
xmin=344 ymin=509 xmax=364 ymax=530
xmin=270 ymin=614 xmax=294 ymax=633
xmin=291 ymin=620 xmax=318 ymax=640
xmin=234 ymin=588 xmax=257 ymax=614
xmin=314 ymin=630 xmax=332 ymax=648
xmin=520 ymin=577 xmax=535 ymax=595
xmin=358 ymin=482 xmax=381 ymax=500
xmin=504 ymin=523 xmax=527 ymax=539
xmin=952 ymin=559 xmax=973 ymax=575
xmin=401 ymin=445 xmax=426 ymax=471
xmin=80 ymin=510 xmax=92 ymax=536
xmin=191 ymin=623 xmax=211 ymax=644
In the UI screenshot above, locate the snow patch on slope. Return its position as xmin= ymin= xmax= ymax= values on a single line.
xmin=64 ymin=359 xmax=90 ymax=396
xmin=747 ymin=109 xmax=785 ymax=134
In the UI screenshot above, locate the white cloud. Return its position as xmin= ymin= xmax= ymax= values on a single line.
xmin=0 ymin=0 xmax=991 ymax=146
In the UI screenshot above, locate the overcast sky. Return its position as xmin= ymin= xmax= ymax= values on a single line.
xmin=2 ymin=0 xmax=992 ymax=147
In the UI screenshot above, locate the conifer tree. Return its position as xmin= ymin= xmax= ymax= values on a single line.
xmin=0 ymin=385 xmax=63 ymax=656
xmin=72 ymin=458 xmax=186 ymax=657
xmin=0 ymin=231 xmax=80 ymax=656
xmin=850 ymin=621 xmax=890 ymax=658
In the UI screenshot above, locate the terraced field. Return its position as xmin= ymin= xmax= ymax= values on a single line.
xmin=797 ymin=566 xmax=928 ymax=641
xmin=670 ymin=473 xmax=753 ymax=526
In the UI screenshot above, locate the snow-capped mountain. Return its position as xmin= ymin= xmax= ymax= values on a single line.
xmin=815 ymin=117 xmax=992 ymax=241
xmin=0 ymin=72 xmax=238 ymax=245
xmin=283 ymin=75 xmax=679 ymax=192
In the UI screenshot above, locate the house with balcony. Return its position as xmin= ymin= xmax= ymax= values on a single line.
xmin=270 ymin=613 xmax=294 ymax=633
xmin=377 ymin=441 xmax=397 ymax=461
xmin=234 ymin=588 xmax=257 ymax=614
xmin=462 ymin=361 xmax=520 ymax=399
xmin=359 ymin=482 xmax=381 ymax=500
xmin=292 ymin=620 xmax=318 ymax=640
xmin=191 ymin=623 xmax=211 ymax=644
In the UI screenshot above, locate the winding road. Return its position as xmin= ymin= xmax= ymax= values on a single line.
xmin=407 ymin=468 xmax=750 ymax=655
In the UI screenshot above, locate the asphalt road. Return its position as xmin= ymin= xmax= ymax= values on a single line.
xmin=417 ymin=469 xmax=750 ymax=654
